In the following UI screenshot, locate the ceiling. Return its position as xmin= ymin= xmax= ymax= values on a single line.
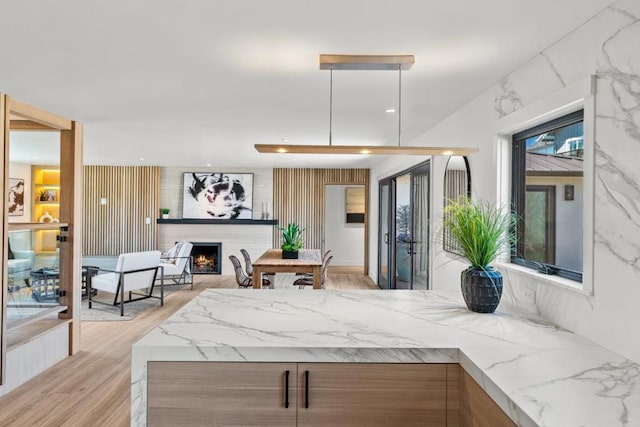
xmin=1 ymin=0 xmax=614 ymax=167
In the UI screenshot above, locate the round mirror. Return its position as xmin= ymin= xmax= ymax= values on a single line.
xmin=443 ymin=156 xmax=471 ymax=254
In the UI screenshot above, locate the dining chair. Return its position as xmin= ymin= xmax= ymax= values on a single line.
xmin=240 ymin=248 xmax=254 ymax=276
xmin=240 ymin=248 xmax=275 ymax=282
xmin=293 ymin=255 xmax=333 ymax=289
xmin=230 ymin=255 xmax=272 ymax=289
xmin=296 ymin=250 xmax=331 ymax=280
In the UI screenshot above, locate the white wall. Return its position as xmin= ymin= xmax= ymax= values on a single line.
xmin=368 ymin=0 xmax=640 ymax=363
xmin=159 ymin=167 xmax=274 ymax=274
xmin=325 ymin=185 xmax=365 ymax=266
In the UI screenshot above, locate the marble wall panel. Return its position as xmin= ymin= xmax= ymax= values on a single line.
xmin=370 ymin=0 xmax=640 ymax=362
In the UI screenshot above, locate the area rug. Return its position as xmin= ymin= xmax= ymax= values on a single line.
xmin=81 ymin=286 xmax=180 ymax=321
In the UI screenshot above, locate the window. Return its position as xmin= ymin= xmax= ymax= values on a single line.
xmin=511 ymin=110 xmax=584 ymax=282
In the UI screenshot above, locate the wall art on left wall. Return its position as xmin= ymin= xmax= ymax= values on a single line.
xmin=8 ymin=178 xmax=24 ymax=216
xmin=182 ymin=172 xmax=253 ymax=219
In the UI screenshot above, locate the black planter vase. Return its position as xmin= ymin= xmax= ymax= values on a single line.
xmin=461 ymin=266 xmax=503 ymax=313
xmin=282 ymin=250 xmax=299 ymax=259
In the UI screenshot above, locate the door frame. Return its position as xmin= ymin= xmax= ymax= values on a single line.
xmin=377 ymin=160 xmax=431 ymax=290
xmin=1 ymin=95 xmax=83 ymax=386
xmin=377 ymin=178 xmax=394 ymax=289
xmin=323 ymin=180 xmax=369 ymax=276
xmin=323 ymin=183 xmax=367 ymax=273
xmin=409 ymin=162 xmax=430 ymax=290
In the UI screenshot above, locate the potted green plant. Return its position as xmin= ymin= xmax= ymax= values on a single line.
xmin=442 ymin=197 xmax=515 ymax=313
xmin=160 ymin=208 xmax=170 ymax=219
xmin=280 ymin=222 xmax=303 ymax=259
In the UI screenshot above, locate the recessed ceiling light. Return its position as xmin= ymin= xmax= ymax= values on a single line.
xmin=282 ymin=139 xmax=289 ymax=143
xmin=276 ymin=148 xmax=288 ymax=153
xmin=442 ymin=151 xmax=454 ymax=156
xmin=360 ymin=149 xmax=371 ymax=154
xmin=139 ymin=157 xmax=145 ymax=161
xmin=32 ymin=156 xmax=38 ymax=160
xmin=206 ymin=163 xmax=212 ymax=167
xmin=385 ymin=108 xmax=396 ymax=113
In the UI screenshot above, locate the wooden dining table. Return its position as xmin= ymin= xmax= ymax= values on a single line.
xmin=252 ymin=249 xmax=323 ymax=289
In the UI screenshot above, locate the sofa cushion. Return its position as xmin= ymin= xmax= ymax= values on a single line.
xmin=159 ymin=261 xmax=184 ymax=276
xmin=7 ymin=258 xmax=31 ymax=273
xmin=162 ymin=243 xmax=180 ymax=265
xmin=91 ymin=272 xmax=119 ymax=292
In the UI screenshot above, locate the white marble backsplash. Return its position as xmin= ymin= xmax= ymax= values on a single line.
xmin=594 ymin=4 xmax=640 ymax=275
xmin=486 ymin=0 xmax=640 ymax=363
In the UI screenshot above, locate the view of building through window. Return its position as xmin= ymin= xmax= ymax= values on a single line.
xmin=513 ymin=112 xmax=584 ymax=280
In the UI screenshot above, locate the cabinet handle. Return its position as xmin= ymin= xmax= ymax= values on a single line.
xmin=304 ymin=370 xmax=309 ymax=408
xmin=285 ymin=370 xmax=289 ymax=408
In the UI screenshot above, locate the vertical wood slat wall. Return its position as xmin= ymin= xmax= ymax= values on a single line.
xmin=83 ymin=166 xmax=159 ymax=256
xmin=273 ymin=168 xmax=370 ymax=273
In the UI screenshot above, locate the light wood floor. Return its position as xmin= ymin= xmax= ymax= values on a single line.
xmin=328 ymin=265 xmax=363 ymax=274
xmin=0 ymin=273 xmax=377 ymax=427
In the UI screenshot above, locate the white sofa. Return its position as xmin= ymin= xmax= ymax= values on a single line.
xmin=8 ymin=249 xmax=35 ymax=290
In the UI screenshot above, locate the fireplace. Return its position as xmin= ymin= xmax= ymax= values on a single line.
xmin=190 ymin=242 xmax=222 ymax=274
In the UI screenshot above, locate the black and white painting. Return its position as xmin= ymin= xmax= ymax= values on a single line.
xmin=8 ymin=178 xmax=25 ymax=216
xmin=183 ymin=172 xmax=253 ymax=219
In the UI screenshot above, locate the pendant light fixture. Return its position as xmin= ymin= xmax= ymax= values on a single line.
xmin=254 ymin=54 xmax=477 ymax=156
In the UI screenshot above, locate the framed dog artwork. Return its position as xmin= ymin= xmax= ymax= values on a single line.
xmin=182 ymin=172 xmax=253 ymax=219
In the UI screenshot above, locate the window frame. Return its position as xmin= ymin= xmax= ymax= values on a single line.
xmin=511 ymin=109 xmax=584 ymax=282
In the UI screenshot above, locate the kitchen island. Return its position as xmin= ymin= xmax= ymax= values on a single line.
xmin=132 ymin=290 xmax=640 ymax=426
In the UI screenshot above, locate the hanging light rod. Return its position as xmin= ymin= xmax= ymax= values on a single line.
xmin=254 ymin=144 xmax=477 ymax=156
xmin=254 ymin=53 xmax=477 ymax=157
xmin=319 ymin=54 xmax=414 ymax=70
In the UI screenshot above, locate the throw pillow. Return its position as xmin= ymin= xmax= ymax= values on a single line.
xmin=162 ymin=242 xmax=182 ymax=265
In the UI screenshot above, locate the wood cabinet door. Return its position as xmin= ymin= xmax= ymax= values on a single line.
xmin=460 ymin=370 xmax=516 ymax=427
xmin=147 ymin=361 xmax=297 ymax=426
xmin=297 ymin=363 xmax=447 ymax=427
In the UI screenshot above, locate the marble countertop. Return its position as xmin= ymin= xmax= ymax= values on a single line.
xmin=131 ymin=290 xmax=640 ymax=426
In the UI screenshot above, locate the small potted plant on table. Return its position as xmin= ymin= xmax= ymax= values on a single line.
xmin=280 ymin=222 xmax=303 ymax=259
xmin=160 ymin=208 xmax=170 ymax=219
xmin=442 ymin=197 xmax=515 ymax=313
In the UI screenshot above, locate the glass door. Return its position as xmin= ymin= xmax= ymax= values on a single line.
xmin=394 ymin=174 xmax=412 ymax=289
xmin=411 ymin=164 xmax=430 ymax=290
xmin=377 ymin=161 xmax=430 ymax=290
xmin=377 ymin=180 xmax=391 ymax=289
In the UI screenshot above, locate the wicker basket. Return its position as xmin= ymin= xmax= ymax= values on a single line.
xmin=30 ymin=268 xmax=60 ymax=302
